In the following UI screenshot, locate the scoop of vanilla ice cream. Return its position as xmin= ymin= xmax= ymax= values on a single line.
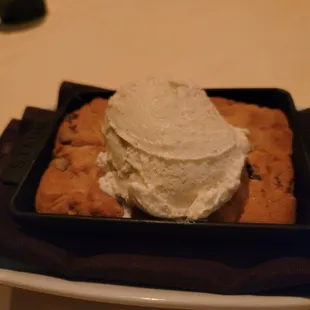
xmin=98 ymin=77 xmax=250 ymax=220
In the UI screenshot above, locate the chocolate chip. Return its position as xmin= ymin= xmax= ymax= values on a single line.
xmin=69 ymin=123 xmax=77 ymax=133
xmin=68 ymin=204 xmax=75 ymax=210
xmin=68 ymin=204 xmax=78 ymax=215
xmin=252 ymin=174 xmax=262 ymax=181
xmin=275 ymin=176 xmax=282 ymax=189
xmin=246 ymin=162 xmax=253 ymax=176
xmin=65 ymin=113 xmax=78 ymax=122
xmin=61 ymin=140 xmax=72 ymax=145
xmin=274 ymin=175 xmax=291 ymax=192
xmin=288 ymin=179 xmax=294 ymax=193
xmin=246 ymin=162 xmax=261 ymax=180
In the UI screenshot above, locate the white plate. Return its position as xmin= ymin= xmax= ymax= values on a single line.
xmin=0 ymin=107 xmax=307 ymax=309
xmin=0 ymin=268 xmax=309 ymax=310
xmin=0 ymin=106 xmax=306 ymax=310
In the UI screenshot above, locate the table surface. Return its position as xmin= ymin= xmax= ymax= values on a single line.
xmin=1 ymin=0 xmax=310 ymax=309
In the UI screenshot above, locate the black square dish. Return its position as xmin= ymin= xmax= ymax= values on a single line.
xmin=5 ymin=82 xmax=310 ymax=241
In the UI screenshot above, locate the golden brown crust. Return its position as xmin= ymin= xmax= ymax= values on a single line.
xmin=35 ymin=98 xmax=124 ymax=218
xmin=55 ymin=98 xmax=108 ymax=152
xmin=210 ymin=97 xmax=295 ymax=224
xmin=248 ymin=129 xmax=293 ymax=156
xmin=211 ymin=97 xmax=289 ymax=129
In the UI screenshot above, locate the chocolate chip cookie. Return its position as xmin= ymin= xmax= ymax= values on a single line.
xmin=211 ymin=98 xmax=295 ymax=224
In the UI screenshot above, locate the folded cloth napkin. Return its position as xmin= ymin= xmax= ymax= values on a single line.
xmin=1 ymin=83 xmax=310 ymax=296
